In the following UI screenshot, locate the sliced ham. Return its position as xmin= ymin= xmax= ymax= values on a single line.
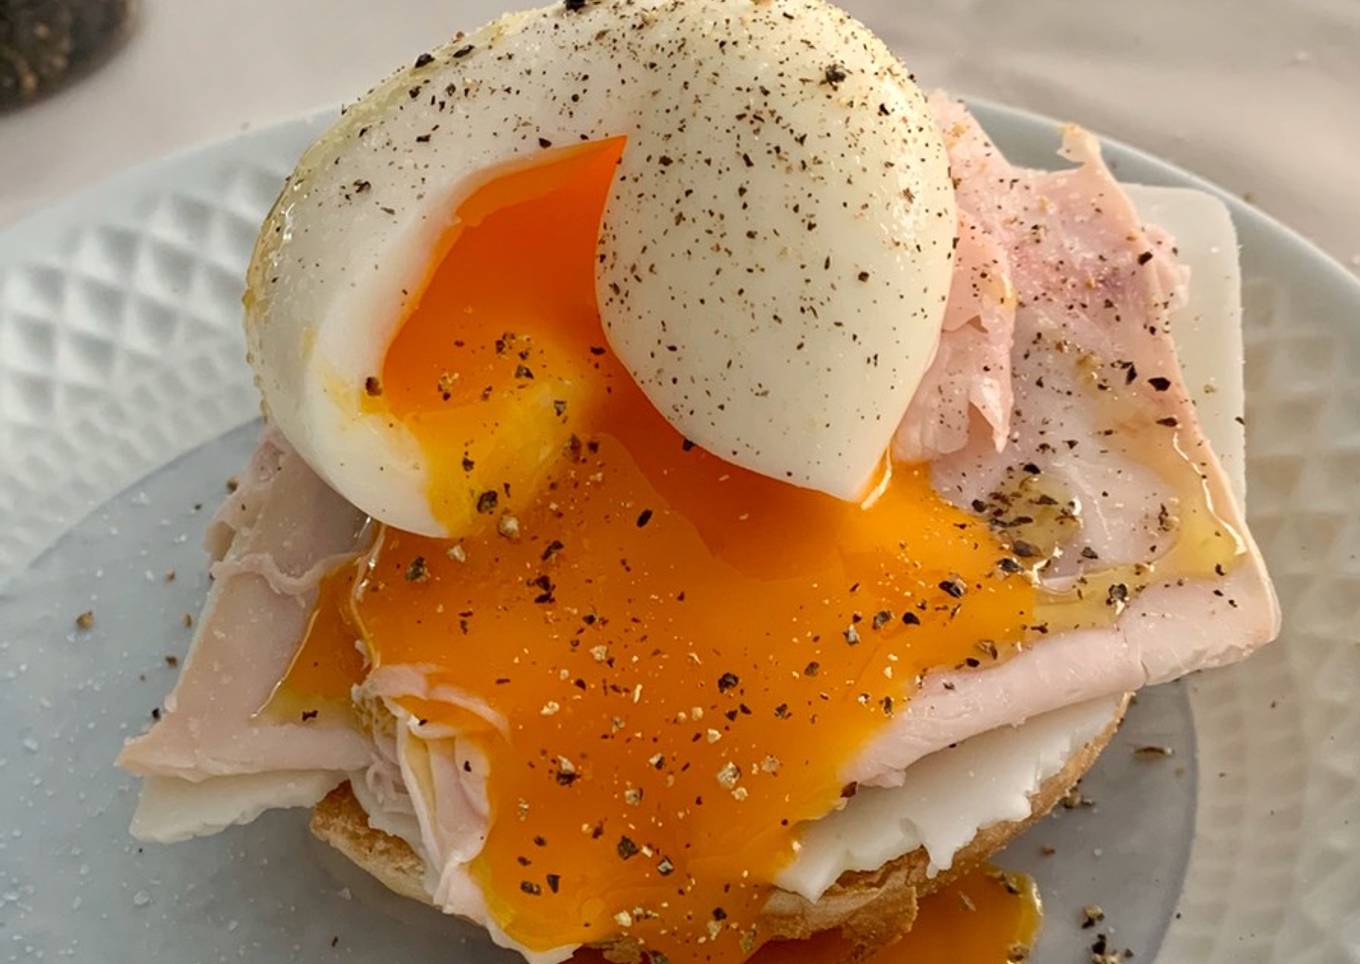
xmin=847 ymin=97 xmax=1279 ymax=786
xmin=117 ymin=431 xmax=372 ymax=781
xmin=895 ymin=209 xmax=1016 ymax=461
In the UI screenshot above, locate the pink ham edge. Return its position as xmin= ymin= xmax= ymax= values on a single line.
xmin=894 ymin=208 xmax=1016 ymax=462
xmin=117 ymin=430 xmax=373 ymax=780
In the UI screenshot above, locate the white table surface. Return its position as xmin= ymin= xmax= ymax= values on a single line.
xmin=1 ymin=0 xmax=1357 ymax=273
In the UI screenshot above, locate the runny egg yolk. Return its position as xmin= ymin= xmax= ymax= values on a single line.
xmin=284 ymin=136 xmax=1037 ymax=960
xmin=706 ymin=865 xmax=1041 ymax=964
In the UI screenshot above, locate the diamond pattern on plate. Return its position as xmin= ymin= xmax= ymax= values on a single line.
xmin=1158 ymin=270 xmax=1360 ymax=964
xmin=0 ymin=124 xmax=310 ymax=578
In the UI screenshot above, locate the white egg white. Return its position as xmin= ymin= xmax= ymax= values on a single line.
xmin=245 ymin=0 xmax=955 ymax=535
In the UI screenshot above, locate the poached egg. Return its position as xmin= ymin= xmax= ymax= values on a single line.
xmin=246 ymin=0 xmax=956 ymax=538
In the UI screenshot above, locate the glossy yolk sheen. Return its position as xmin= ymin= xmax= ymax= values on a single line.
xmin=726 ymin=866 xmax=1040 ymax=964
xmin=568 ymin=865 xmax=1040 ymax=964
xmin=298 ymin=137 xmax=1035 ymax=960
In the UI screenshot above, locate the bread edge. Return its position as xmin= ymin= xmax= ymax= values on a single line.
xmin=311 ymin=696 xmax=1128 ymax=960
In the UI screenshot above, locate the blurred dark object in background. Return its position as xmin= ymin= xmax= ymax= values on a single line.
xmin=1 ymin=0 xmax=134 ymax=110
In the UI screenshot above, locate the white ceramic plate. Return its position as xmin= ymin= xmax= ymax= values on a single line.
xmin=0 ymin=102 xmax=1356 ymax=964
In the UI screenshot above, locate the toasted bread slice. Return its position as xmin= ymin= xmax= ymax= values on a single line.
xmin=311 ymin=698 xmax=1125 ymax=961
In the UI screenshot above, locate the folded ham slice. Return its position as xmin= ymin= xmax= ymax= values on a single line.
xmin=117 ymin=432 xmax=372 ymax=781
xmin=852 ymin=97 xmax=1279 ymax=785
xmin=894 ymin=207 xmax=1015 ymax=462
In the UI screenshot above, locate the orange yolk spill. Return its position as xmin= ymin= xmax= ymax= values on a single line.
xmin=374 ymin=140 xmax=614 ymax=537
xmin=259 ymin=571 xmax=368 ymax=723
xmin=278 ymin=137 xmax=1036 ymax=960
xmin=685 ymin=866 xmax=1041 ymax=964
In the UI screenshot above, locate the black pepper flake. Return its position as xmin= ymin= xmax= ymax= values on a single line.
xmin=520 ymin=881 xmax=542 ymax=896
xmin=462 ymin=455 xmax=475 ymax=472
xmin=823 ymin=63 xmax=847 ymax=87
xmin=804 ymin=661 xmax=821 ymax=677
xmin=529 ymin=574 xmax=557 ymax=604
xmin=476 ymin=490 xmax=499 ymax=513
xmin=364 ymin=376 xmax=383 ymax=396
xmin=657 ymin=856 xmax=675 ymax=876
xmin=1156 ymin=416 xmax=1180 ymax=428
xmin=717 ymin=671 xmax=740 ymax=693
xmin=405 ymin=556 xmax=429 ymax=582
xmin=563 ymin=0 xmax=587 ymax=10
xmin=871 ymin=610 xmax=892 ymax=630
xmin=938 ymin=578 xmax=966 ymax=599
xmin=151 ymin=707 xmax=161 ymax=720
xmin=413 ymin=53 xmax=434 ymax=69
xmin=553 ymin=399 xmax=568 ymax=416
xmin=452 ymin=44 xmax=475 ymax=58
xmin=901 ymin=611 xmax=921 ymax=626
xmin=857 ymin=271 xmax=870 ymax=282
xmin=515 ymin=364 xmax=534 ymax=380
xmin=1106 ymin=583 xmax=1129 ymax=607
xmin=1012 ymin=540 xmax=1039 ymax=559
xmin=998 ymin=557 xmax=1023 ymax=574
xmin=555 ymin=769 xmax=579 ymax=787
xmin=617 ymin=836 xmax=640 ymax=860
xmin=589 ymin=345 xmax=606 ymax=355
xmin=538 ymin=137 xmax=553 ymax=149
xmin=1148 ymin=376 xmax=1172 ymax=392
xmin=1135 ymin=744 xmax=1174 ymax=758
xmin=300 ymin=709 xmax=319 ymax=722
xmin=545 ymin=873 xmax=560 ymax=893
xmin=542 ymin=540 xmax=565 ymax=561
xmin=636 ymin=508 xmax=654 ymax=528
xmin=1137 ymin=251 xmax=1155 ymax=265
